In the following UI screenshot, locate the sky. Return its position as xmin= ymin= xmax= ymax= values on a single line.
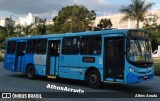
xmin=0 ymin=0 xmax=159 ymax=20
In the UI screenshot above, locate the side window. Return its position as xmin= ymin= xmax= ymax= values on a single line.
xmin=62 ymin=37 xmax=80 ymax=54
xmin=36 ymin=39 xmax=47 ymax=54
xmin=26 ymin=39 xmax=37 ymax=54
xmin=81 ymin=36 xmax=102 ymax=55
xmin=7 ymin=41 xmax=16 ymax=54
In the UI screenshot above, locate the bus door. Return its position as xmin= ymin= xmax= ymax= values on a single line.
xmin=104 ymin=37 xmax=124 ymax=82
xmin=15 ymin=42 xmax=26 ymax=72
xmin=46 ymin=40 xmax=60 ymax=76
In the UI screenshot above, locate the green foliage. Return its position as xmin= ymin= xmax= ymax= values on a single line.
xmin=143 ymin=15 xmax=159 ymax=29
xmin=0 ymin=55 xmax=4 ymax=62
xmin=153 ymin=59 xmax=160 ymax=75
xmin=0 ymin=5 xmax=96 ymax=49
xmin=53 ymin=5 xmax=96 ymax=33
xmin=22 ymin=24 xmax=34 ymax=36
xmin=36 ymin=22 xmax=46 ymax=35
xmin=97 ymin=18 xmax=112 ymax=30
xmin=0 ymin=30 xmax=6 ymax=49
xmin=46 ymin=24 xmax=55 ymax=34
xmin=120 ymin=0 xmax=154 ymax=28
xmin=14 ymin=24 xmax=23 ymax=37
xmin=143 ymin=16 xmax=160 ymax=50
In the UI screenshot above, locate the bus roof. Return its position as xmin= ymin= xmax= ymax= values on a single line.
xmin=7 ymin=29 xmax=145 ymax=41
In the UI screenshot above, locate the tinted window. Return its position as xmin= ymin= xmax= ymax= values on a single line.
xmin=17 ymin=42 xmax=26 ymax=56
xmin=36 ymin=39 xmax=47 ymax=54
xmin=26 ymin=40 xmax=37 ymax=54
xmin=7 ymin=41 xmax=16 ymax=54
xmin=62 ymin=37 xmax=80 ymax=54
xmin=81 ymin=36 xmax=101 ymax=55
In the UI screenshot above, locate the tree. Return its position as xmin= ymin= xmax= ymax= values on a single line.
xmin=0 ymin=29 xmax=7 ymax=49
xmin=97 ymin=18 xmax=112 ymax=30
xmin=143 ymin=16 xmax=160 ymax=50
xmin=120 ymin=0 xmax=154 ymax=28
xmin=5 ymin=23 xmax=15 ymax=38
xmin=53 ymin=5 xmax=96 ymax=33
xmin=143 ymin=15 xmax=159 ymax=29
xmin=14 ymin=24 xmax=23 ymax=37
xmin=22 ymin=24 xmax=33 ymax=36
xmin=46 ymin=24 xmax=55 ymax=34
xmin=36 ymin=22 xmax=47 ymax=35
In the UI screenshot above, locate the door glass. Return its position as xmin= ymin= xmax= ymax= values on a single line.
xmin=115 ymin=39 xmax=124 ymax=79
xmin=17 ymin=42 xmax=26 ymax=56
xmin=50 ymin=42 xmax=60 ymax=56
xmin=105 ymin=38 xmax=124 ymax=80
xmin=106 ymin=40 xmax=114 ymax=78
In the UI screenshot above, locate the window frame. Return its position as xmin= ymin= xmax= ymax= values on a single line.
xmin=7 ymin=41 xmax=16 ymax=54
xmin=80 ymin=35 xmax=102 ymax=55
xmin=36 ymin=39 xmax=47 ymax=54
xmin=26 ymin=39 xmax=37 ymax=54
xmin=62 ymin=36 xmax=80 ymax=55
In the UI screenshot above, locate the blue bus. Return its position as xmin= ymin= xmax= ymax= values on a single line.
xmin=4 ymin=29 xmax=154 ymax=88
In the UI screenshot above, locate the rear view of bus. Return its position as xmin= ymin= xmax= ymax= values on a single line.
xmin=125 ymin=30 xmax=154 ymax=84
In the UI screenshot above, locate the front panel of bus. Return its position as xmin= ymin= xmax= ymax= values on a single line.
xmin=125 ymin=30 xmax=154 ymax=84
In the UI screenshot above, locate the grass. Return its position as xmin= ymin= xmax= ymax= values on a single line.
xmin=153 ymin=59 xmax=160 ymax=75
xmin=0 ymin=55 xmax=4 ymax=62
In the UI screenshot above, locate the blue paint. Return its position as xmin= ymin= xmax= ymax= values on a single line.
xmin=3 ymin=29 xmax=154 ymax=85
xmin=59 ymin=67 xmax=81 ymax=80
xmin=4 ymin=54 xmax=16 ymax=71
xmin=50 ymin=57 xmax=55 ymax=75
xmin=34 ymin=65 xmax=46 ymax=76
xmin=16 ymin=56 xmax=22 ymax=72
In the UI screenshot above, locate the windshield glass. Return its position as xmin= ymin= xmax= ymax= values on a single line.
xmin=127 ymin=39 xmax=153 ymax=62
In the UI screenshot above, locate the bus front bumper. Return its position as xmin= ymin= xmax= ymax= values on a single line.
xmin=125 ymin=72 xmax=154 ymax=84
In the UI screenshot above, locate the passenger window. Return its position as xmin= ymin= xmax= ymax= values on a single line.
xmin=36 ymin=39 xmax=47 ymax=54
xmin=62 ymin=37 xmax=80 ymax=54
xmin=26 ymin=39 xmax=37 ymax=54
xmin=81 ymin=36 xmax=102 ymax=55
xmin=7 ymin=41 xmax=16 ymax=54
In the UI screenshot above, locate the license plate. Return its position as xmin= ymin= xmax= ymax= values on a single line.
xmin=144 ymin=76 xmax=148 ymax=79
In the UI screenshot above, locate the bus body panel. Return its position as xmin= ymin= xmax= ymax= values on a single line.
xmin=124 ymin=61 xmax=154 ymax=84
xmin=24 ymin=54 xmax=34 ymax=73
xmin=59 ymin=66 xmax=81 ymax=80
xmin=58 ymin=55 xmax=80 ymax=79
xmin=3 ymin=29 xmax=154 ymax=86
xmin=34 ymin=65 xmax=46 ymax=76
xmin=4 ymin=54 xmax=16 ymax=72
xmin=59 ymin=55 xmax=80 ymax=67
xmin=33 ymin=54 xmax=47 ymax=76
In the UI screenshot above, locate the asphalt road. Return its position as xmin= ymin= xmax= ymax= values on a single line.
xmin=0 ymin=62 xmax=160 ymax=101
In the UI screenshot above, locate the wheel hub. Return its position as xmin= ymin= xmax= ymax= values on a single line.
xmin=90 ymin=74 xmax=97 ymax=83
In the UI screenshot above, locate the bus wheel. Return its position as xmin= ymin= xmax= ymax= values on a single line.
xmin=26 ymin=65 xmax=35 ymax=79
xmin=87 ymin=69 xmax=101 ymax=88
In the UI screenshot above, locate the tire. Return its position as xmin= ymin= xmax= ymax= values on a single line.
xmin=26 ymin=65 xmax=35 ymax=79
xmin=87 ymin=69 xmax=101 ymax=88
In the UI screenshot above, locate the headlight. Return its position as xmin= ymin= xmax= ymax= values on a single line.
xmin=129 ymin=68 xmax=138 ymax=74
xmin=129 ymin=68 xmax=133 ymax=72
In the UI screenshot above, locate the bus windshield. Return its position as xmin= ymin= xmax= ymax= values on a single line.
xmin=127 ymin=39 xmax=153 ymax=63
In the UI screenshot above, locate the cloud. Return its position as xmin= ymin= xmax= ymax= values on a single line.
xmin=0 ymin=0 xmax=129 ymax=19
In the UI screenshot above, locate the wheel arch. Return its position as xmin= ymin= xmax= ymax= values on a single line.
xmin=84 ymin=66 xmax=101 ymax=80
xmin=25 ymin=63 xmax=35 ymax=73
